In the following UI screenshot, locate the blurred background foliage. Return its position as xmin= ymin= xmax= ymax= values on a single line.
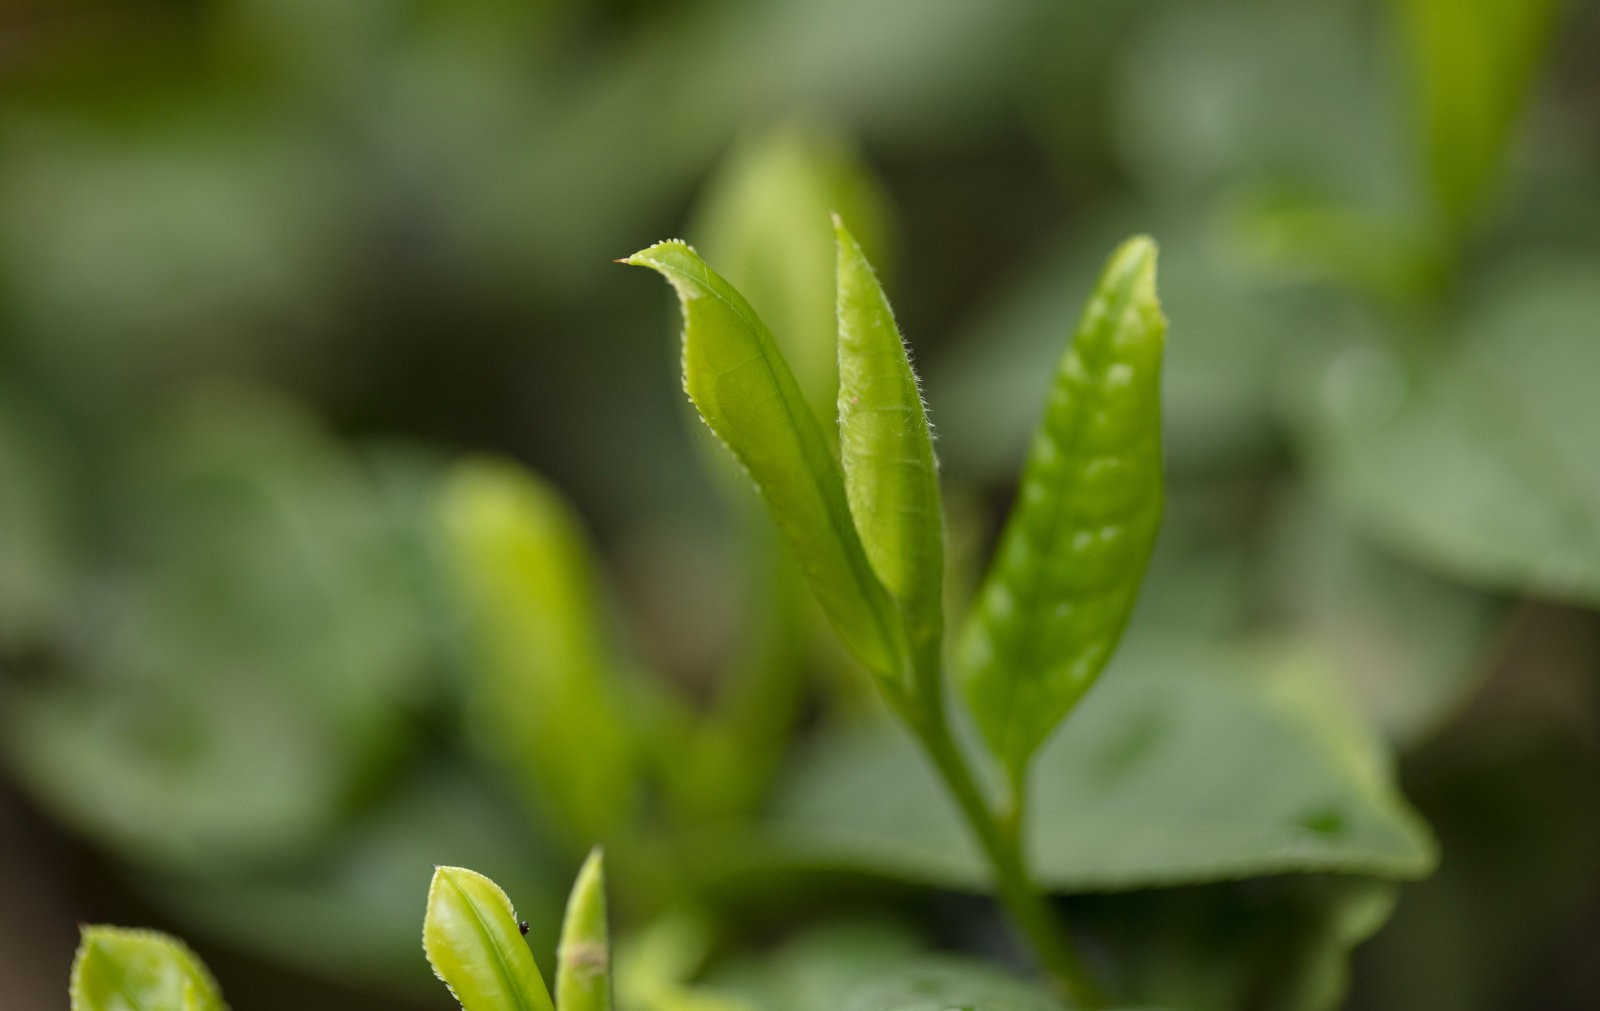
xmin=1 ymin=0 xmax=1597 ymax=1008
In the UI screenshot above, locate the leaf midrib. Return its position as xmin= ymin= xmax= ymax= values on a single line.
xmin=442 ymin=873 xmax=537 ymax=1011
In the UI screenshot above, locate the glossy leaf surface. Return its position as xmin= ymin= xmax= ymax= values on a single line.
xmin=424 ymin=866 xmax=555 ymax=1011
xmin=834 ymin=217 xmax=944 ymax=682
xmin=70 ymin=926 xmax=225 ymax=1011
xmin=624 ymin=241 xmax=907 ymax=691
xmin=957 ymin=236 xmax=1166 ymax=778
xmin=557 ymin=849 xmax=613 ymax=1011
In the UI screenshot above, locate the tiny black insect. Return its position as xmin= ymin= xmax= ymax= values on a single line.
xmin=518 ymin=921 xmax=529 ymax=936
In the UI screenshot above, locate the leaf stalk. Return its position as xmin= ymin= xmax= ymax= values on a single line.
xmin=910 ymin=687 xmax=1104 ymax=1009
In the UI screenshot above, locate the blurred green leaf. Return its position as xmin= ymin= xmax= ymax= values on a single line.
xmin=70 ymin=926 xmax=225 ymax=1011
xmin=0 ymin=389 xmax=438 ymax=870
xmin=831 ymin=959 xmax=1069 ymax=1011
xmin=769 ymin=638 xmax=1435 ymax=889
xmin=1261 ymin=493 xmax=1502 ymax=748
xmin=557 ymin=849 xmax=613 ymax=1011
xmin=624 ymin=241 xmax=908 ymax=695
xmin=1112 ymin=0 xmax=1400 ymax=202
xmin=834 ymin=217 xmax=943 ymax=687
xmin=425 ymin=866 xmax=556 ymax=1011
xmin=703 ymin=884 xmax=1391 ymax=1011
xmin=1223 ymin=189 xmax=1446 ymax=307
xmin=439 ymin=459 xmax=635 ymax=845
xmin=139 ymin=760 xmax=566 ymax=992
xmin=0 ymin=125 xmax=343 ymax=415
xmin=670 ymin=121 xmax=900 ymax=817
xmin=1304 ymin=259 xmax=1600 ymax=605
xmin=617 ymin=910 xmax=753 ymax=1011
xmin=957 ymin=237 xmax=1165 ymax=781
xmin=705 ymin=920 xmax=930 ymax=1011
xmin=692 ymin=122 xmax=893 ymax=428
xmin=706 ymin=921 xmax=1119 ymax=1011
xmin=0 ymin=393 xmax=75 ymax=648
xmin=1074 ymin=876 xmax=1396 ymax=1011
xmin=1395 ymin=0 xmax=1562 ymax=232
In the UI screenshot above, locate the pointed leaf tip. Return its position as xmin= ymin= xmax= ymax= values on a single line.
xmin=557 ymin=848 xmax=612 ymax=1011
xmin=628 ymin=239 xmax=909 ymax=690
xmin=834 ymin=217 xmax=945 ymax=694
xmin=424 ymin=866 xmax=554 ymax=1011
xmin=957 ymin=233 xmax=1167 ymax=781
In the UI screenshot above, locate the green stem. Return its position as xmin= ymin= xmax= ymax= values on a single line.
xmin=910 ymin=702 xmax=1104 ymax=1009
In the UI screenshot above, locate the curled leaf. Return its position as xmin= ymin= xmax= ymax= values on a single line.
xmin=957 ymin=236 xmax=1167 ymax=781
xmin=623 ymin=241 xmax=909 ymax=696
xmin=834 ymin=216 xmax=944 ymax=687
xmin=693 ymin=122 xmax=893 ymax=427
xmin=424 ymin=866 xmax=555 ymax=1011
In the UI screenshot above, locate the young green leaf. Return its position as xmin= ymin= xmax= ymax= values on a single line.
xmin=692 ymin=122 xmax=893 ymax=430
xmin=957 ymin=236 xmax=1166 ymax=780
xmin=69 ymin=926 xmax=225 ymax=1011
xmin=623 ymin=241 xmax=909 ymax=696
xmin=557 ymin=848 xmax=613 ymax=1011
xmin=424 ymin=866 xmax=555 ymax=1011
xmin=439 ymin=459 xmax=635 ymax=845
xmin=833 ymin=216 xmax=944 ymax=685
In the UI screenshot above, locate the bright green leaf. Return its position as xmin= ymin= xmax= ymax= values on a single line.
xmin=768 ymin=638 xmax=1435 ymax=889
xmin=557 ymin=848 xmax=613 ymax=1011
xmin=70 ymin=926 xmax=225 ymax=1011
xmin=957 ymin=236 xmax=1166 ymax=780
xmin=439 ymin=459 xmax=635 ymax=844
xmin=834 ymin=216 xmax=944 ymax=685
xmin=676 ymin=123 xmax=895 ymax=817
xmin=623 ymin=241 xmax=908 ymax=694
xmin=424 ymin=866 xmax=556 ymax=1011
xmin=692 ymin=121 xmax=892 ymax=428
